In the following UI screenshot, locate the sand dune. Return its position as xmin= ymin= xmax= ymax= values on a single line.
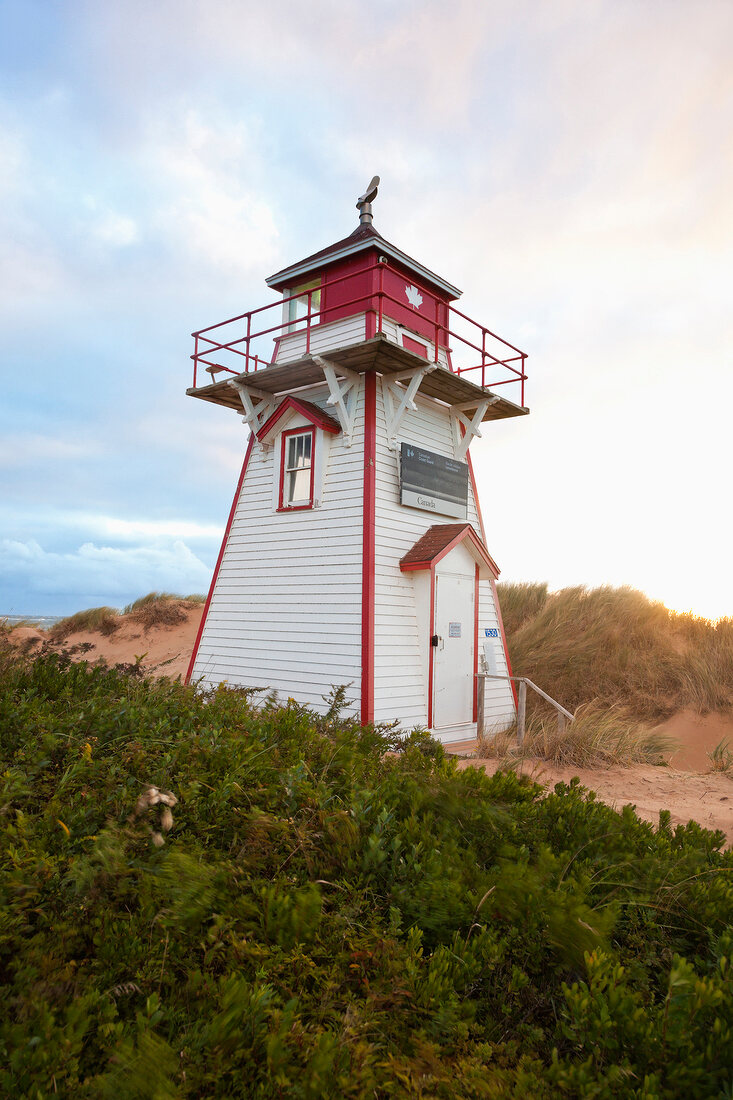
xmin=8 ymin=607 xmax=733 ymax=842
xmin=8 ymin=604 xmax=204 ymax=682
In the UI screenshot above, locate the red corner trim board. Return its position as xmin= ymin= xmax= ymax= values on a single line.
xmin=467 ymin=446 xmax=517 ymax=710
xmin=184 ymin=435 xmax=254 ymax=685
xmin=361 ymin=372 xmax=377 ymax=724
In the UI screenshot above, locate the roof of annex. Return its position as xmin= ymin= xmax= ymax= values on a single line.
xmin=400 ymin=523 xmax=500 ymax=578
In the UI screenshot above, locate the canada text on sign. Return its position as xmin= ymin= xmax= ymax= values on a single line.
xmin=400 ymin=443 xmax=469 ymax=520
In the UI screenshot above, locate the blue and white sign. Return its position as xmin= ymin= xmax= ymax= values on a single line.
xmin=484 ymin=628 xmax=499 ymax=638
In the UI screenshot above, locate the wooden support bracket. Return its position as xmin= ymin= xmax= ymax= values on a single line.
xmin=450 ymin=397 xmax=496 ymax=461
xmin=382 ymin=363 xmax=437 ymax=450
xmin=228 ymin=380 xmax=277 ymax=447
xmin=313 ymin=355 xmax=359 ymax=447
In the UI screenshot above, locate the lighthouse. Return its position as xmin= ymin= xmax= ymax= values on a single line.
xmin=185 ymin=179 xmax=529 ymax=743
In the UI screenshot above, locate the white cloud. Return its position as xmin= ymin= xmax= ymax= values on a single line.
xmin=93 ymin=211 xmax=139 ymax=247
xmin=144 ymin=108 xmax=279 ymax=274
xmin=0 ymin=537 xmax=212 ymax=608
xmin=0 ymin=435 xmax=95 ymax=468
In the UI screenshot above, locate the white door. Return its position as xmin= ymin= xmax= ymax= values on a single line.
xmin=433 ymin=572 xmax=474 ymax=729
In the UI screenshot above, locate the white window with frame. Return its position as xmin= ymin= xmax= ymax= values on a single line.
xmin=283 ymin=278 xmax=322 ymax=332
xmin=278 ymin=427 xmax=315 ymax=510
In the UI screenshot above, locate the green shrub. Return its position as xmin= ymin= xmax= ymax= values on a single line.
xmin=2 ymin=649 xmax=733 ymax=1097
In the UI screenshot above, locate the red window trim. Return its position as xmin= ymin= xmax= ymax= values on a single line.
xmin=277 ymin=425 xmax=316 ymax=512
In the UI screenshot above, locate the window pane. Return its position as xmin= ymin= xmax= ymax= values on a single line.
xmin=284 ymin=431 xmax=313 ymax=505
xmin=288 ymin=467 xmax=311 ymax=502
xmin=287 ymin=280 xmax=321 ymax=327
xmin=286 ymin=433 xmax=311 ymax=470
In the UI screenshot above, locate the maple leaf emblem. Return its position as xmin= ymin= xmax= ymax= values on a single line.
xmin=405 ymin=284 xmax=423 ymax=309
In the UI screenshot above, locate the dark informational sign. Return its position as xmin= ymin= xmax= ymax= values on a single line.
xmin=400 ymin=443 xmax=469 ymax=520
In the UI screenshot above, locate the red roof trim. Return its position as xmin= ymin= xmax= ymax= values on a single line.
xmin=256 ymin=396 xmax=341 ymax=441
xmin=266 ymin=223 xmax=462 ymax=299
xmin=399 ymin=523 xmax=500 ymax=579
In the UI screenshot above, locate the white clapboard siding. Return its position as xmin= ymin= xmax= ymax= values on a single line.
xmin=275 ymin=315 xmax=368 ymax=363
xmin=192 ymin=381 xmax=364 ymax=711
xmin=378 ymin=317 xmax=451 ymax=368
xmin=373 ymin=378 xmax=515 ymax=733
xmin=274 ymin=313 xmax=451 ymax=368
xmin=477 ymin=579 xmax=516 ymax=733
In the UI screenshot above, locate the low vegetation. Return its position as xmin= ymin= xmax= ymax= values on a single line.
xmin=476 ymin=703 xmax=675 ymax=768
xmin=3 ymin=646 xmax=733 ymax=1097
xmin=497 ymin=582 xmax=733 ymax=721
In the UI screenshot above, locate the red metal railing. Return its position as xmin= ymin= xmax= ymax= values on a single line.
xmin=190 ymin=259 xmax=528 ymax=407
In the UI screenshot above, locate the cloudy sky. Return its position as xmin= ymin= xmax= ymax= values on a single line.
xmin=1 ymin=0 xmax=731 ymax=618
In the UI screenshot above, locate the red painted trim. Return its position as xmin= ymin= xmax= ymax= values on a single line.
xmin=257 ymin=395 xmax=340 ymax=441
xmin=427 ymin=565 xmax=436 ymax=729
xmin=399 ymin=524 xmax=499 ymax=578
xmin=491 ymin=576 xmax=518 ymax=708
xmin=466 ymin=450 xmax=488 ymax=546
xmin=473 ymin=563 xmax=479 ymax=722
xmin=402 ymin=334 xmax=429 ymax=359
xmin=361 ymin=372 xmax=376 ymax=724
xmin=278 ymin=426 xmax=315 ymax=511
xmin=185 ymin=435 xmax=254 ymax=685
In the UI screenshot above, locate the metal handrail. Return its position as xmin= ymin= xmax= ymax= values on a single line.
xmin=476 ymin=673 xmax=574 ymax=746
xmin=189 ymin=257 xmax=528 ymax=405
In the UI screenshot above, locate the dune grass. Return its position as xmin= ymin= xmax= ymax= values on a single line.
xmin=48 ymin=605 xmax=121 ymax=642
xmin=40 ymin=593 xmax=205 ymax=643
xmin=476 ymin=703 xmax=676 ymax=769
xmin=123 ymin=591 xmax=203 ymax=630
xmin=497 ymin=582 xmax=733 ymax=722
xmin=708 ymin=738 xmax=733 ymax=774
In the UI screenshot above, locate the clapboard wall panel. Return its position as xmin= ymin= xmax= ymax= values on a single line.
xmin=191 ymin=381 xmax=364 ymax=711
xmin=372 ymin=380 xmax=515 ymax=733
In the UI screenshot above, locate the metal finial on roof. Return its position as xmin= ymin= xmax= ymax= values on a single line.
xmin=356 ymin=175 xmax=380 ymax=225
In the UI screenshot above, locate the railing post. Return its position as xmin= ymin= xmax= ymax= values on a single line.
xmin=521 ymin=357 xmax=526 ymax=407
xmin=306 ymin=290 xmax=312 ymax=354
xmin=193 ymin=334 xmax=199 ymax=387
xmin=516 ymin=679 xmax=527 ymax=748
xmin=434 ymin=298 xmax=440 ymax=363
xmin=245 ymin=313 xmax=252 ymax=373
xmin=482 ymin=329 xmax=486 ymax=389
xmin=377 ymin=264 xmax=384 ymax=334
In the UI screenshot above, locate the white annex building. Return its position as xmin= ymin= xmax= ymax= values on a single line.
xmin=186 ymin=179 xmax=529 ymax=743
